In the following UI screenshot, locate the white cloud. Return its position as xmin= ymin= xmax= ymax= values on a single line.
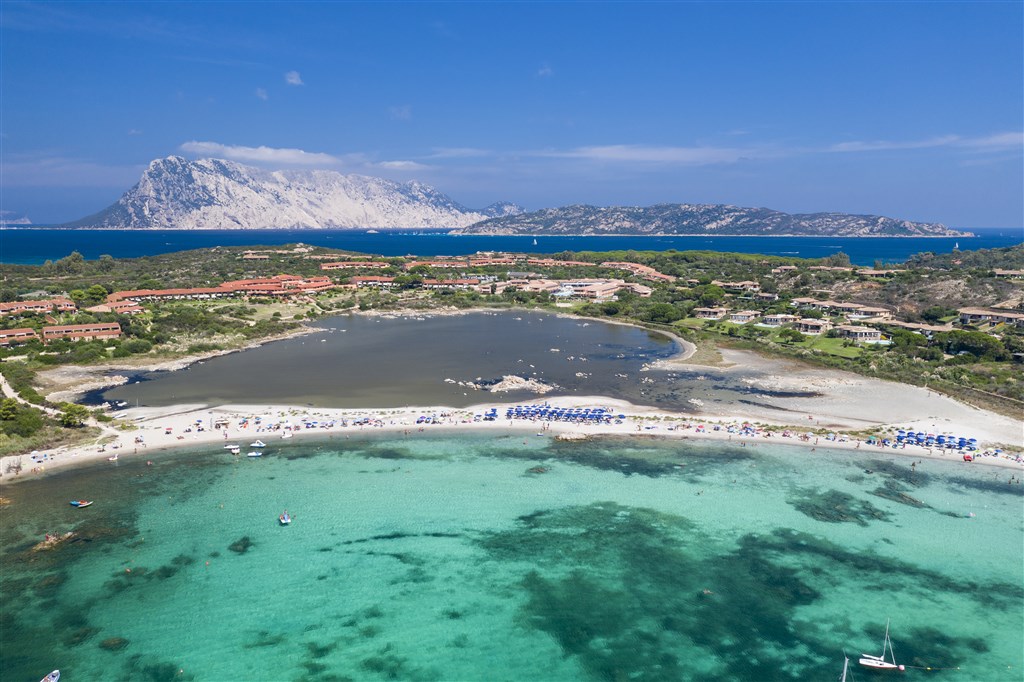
xmin=826 ymin=135 xmax=960 ymax=153
xmin=127 ymin=128 xmax=143 ymax=136
xmin=255 ymin=88 xmax=268 ymax=101
xmin=375 ymin=160 xmax=431 ymax=171
xmin=825 ymin=132 xmax=1022 ymax=154
xmin=428 ymin=147 xmax=491 ymax=159
xmin=537 ymin=63 xmax=554 ymax=77
xmin=285 ymin=70 xmax=304 ymax=86
xmin=958 ymin=131 xmax=1023 ymax=150
xmin=179 ymin=141 xmax=338 ymax=166
xmin=389 ymin=105 xmax=412 ymax=120
xmin=541 ymin=144 xmax=754 ymax=165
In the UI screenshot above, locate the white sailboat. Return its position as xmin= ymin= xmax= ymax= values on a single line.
xmin=532 ymin=238 xmax=538 ymax=246
xmin=859 ymin=619 xmax=905 ymax=671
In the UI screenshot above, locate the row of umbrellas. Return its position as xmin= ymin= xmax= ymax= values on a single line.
xmin=503 ymin=405 xmax=625 ymax=422
xmin=896 ymin=430 xmax=978 ymax=450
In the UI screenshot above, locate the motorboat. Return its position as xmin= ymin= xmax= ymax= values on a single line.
xmin=279 ymin=510 xmax=292 ymax=525
xmin=40 ymin=671 xmax=60 ymax=682
xmin=69 ymin=500 xmax=93 ymax=508
xmin=250 ymin=440 xmax=266 ymax=448
xmin=859 ymin=619 xmax=905 ymax=671
xmin=246 ymin=450 xmax=263 ymax=458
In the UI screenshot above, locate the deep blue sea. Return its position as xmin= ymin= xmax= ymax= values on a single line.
xmin=1 ymin=227 xmax=1020 ymax=266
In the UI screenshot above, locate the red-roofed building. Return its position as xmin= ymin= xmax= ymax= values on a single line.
xmin=0 ymin=298 xmax=76 ymax=316
xmin=421 ymin=279 xmax=481 ymax=289
xmin=600 ymin=262 xmax=676 ymax=282
xmin=107 ymin=275 xmax=337 ymax=303
xmin=0 ymin=328 xmax=39 ymax=345
xmin=42 ymin=322 xmax=121 ymax=343
xmin=321 ymin=261 xmax=391 ymax=270
xmin=350 ymin=276 xmax=396 ymax=287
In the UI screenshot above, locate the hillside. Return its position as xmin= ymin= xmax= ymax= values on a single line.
xmin=453 ymin=203 xmax=968 ymax=237
xmin=66 ymin=156 xmax=522 ymax=230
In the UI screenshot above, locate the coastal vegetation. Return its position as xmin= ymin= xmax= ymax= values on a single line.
xmin=0 ymin=244 xmax=1021 ymax=451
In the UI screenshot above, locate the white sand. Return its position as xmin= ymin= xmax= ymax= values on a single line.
xmin=2 ymin=393 xmax=1019 ymax=484
xmin=2 ymin=323 xmax=1020 ymax=485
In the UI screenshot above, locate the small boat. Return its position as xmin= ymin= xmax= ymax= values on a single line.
xmin=69 ymin=500 xmax=93 ymax=508
xmin=246 ymin=450 xmax=263 ymax=458
xmin=40 ymin=671 xmax=60 ymax=682
xmin=281 ymin=431 xmax=293 ymax=439
xmin=107 ymin=453 xmax=119 ymax=462
xmin=250 ymin=440 xmax=266 ymax=448
xmin=279 ymin=511 xmax=291 ymax=525
xmin=859 ymin=619 xmax=905 ymax=671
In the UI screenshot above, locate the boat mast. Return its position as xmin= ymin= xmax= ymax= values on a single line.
xmin=885 ymin=620 xmax=897 ymax=665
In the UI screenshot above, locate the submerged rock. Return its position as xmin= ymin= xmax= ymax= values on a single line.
xmin=228 ymin=536 xmax=254 ymax=554
xmin=100 ymin=637 xmax=130 ymax=651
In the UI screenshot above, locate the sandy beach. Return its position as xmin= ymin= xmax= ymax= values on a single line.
xmin=2 ymin=388 xmax=1020 ymax=485
xmin=2 ymin=311 xmax=1020 ymax=485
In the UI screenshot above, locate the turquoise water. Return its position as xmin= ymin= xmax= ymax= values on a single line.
xmin=2 ymin=434 xmax=1021 ymax=681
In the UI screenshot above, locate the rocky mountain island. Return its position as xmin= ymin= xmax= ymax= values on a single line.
xmin=66 ymin=156 xmax=522 ymax=230
xmin=452 ymin=204 xmax=969 ymax=237
xmin=63 ymin=156 xmax=968 ymax=237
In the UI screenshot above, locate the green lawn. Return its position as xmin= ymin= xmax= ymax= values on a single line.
xmin=790 ymin=334 xmax=864 ymax=358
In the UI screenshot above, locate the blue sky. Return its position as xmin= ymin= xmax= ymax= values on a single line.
xmin=1 ymin=1 xmax=1022 ymax=227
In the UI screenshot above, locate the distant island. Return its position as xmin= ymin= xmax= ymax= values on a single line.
xmin=453 ymin=204 xmax=968 ymax=238
xmin=58 ymin=155 xmax=969 ymax=238
xmin=64 ymin=156 xmax=523 ymax=230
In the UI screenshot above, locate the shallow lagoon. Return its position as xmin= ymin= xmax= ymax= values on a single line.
xmin=100 ymin=311 xmax=814 ymax=413
xmin=2 ymin=434 xmax=1021 ymax=681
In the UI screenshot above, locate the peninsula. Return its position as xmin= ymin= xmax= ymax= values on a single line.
xmin=0 ymin=243 xmax=1021 ymax=476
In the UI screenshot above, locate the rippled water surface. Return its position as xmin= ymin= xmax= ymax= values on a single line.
xmin=100 ymin=311 xmax=818 ymax=413
xmin=2 ymin=433 xmax=1021 ymax=681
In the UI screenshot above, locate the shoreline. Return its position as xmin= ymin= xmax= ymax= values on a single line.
xmin=38 ymin=307 xmax=693 ymax=403
xmin=5 ymin=226 xmax=978 ymax=237
xmin=35 ymin=326 xmax=323 ymax=403
xmin=2 ymin=395 xmax=1019 ymax=485
xmin=6 ymin=310 xmax=1019 ymax=485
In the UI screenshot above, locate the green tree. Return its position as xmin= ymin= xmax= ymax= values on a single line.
xmin=643 ymin=303 xmax=682 ymax=324
xmin=779 ymin=328 xmax=806 ymax=345
xmin=59 ymin=403 xmax=91 ymax=428
xmin=696 ymin=285 xmax=725 ymax=306
xmin=0 ymin=398 xmax=19 ymax=421
xmin=823 ymin=252 xmax=851 ymax=267
xmin=85 ymin=284 xmax=109 ymax=305
xmin=920 ymin=306 xmax=956 ymax=324
xmin=940 ymin=331 xmax=1010 ymax=361
xmin=0 ymin=402 xmax=44 ymax=438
